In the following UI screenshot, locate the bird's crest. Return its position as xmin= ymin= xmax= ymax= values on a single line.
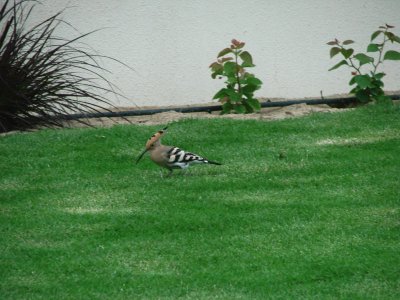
xmin=145 ymin=126 xmax=168 ymax=149
xmin=136 ymin=126 xmax=168 ymax=164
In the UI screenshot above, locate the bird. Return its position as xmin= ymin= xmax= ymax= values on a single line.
xmin=135 ymin=126 xmax=221 ymax=176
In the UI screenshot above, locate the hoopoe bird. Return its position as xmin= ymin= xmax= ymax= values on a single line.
xmin=136 ymin=126 xmax=221 ymax=175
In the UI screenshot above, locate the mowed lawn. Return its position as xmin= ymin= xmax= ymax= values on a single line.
xmin=1 ymin=105 xmax=399 ymax=299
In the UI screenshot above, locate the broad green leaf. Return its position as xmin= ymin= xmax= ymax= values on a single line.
xmin=367 ymin=43 xmax=380 ymax=52
xmin=218 ymin=47 xmax=232 ymax=58
xmin=223 ymin=61 xmax=237 ymax=75
xmin=328 ymin=60 xmax=348 ymax=71
xmin=371 ymin=30 xmax=382 ymax=41
xmin=373 ymin=79 xmax=384 ymax=88
xmin=330 ymin=47 xmax=341 ymax=58
xmin=354 ymin=53 xmax=374 ymax=66
xmin=242 ymin=83 xmax=261 ymax=95
xmin=383 ymin=50 xmax=400 ymax=60
xmin=341 ymin=48 xmax=354 ymax=59
xmin=239 ymin=78 xmax=248 ymax=85
xmin=354 ymin=75 xmax=372 ymax=89
xmin=385 ymin=31 xmax=396 ymax=42
xmin=349 ymin=76 xmax=356 ymax=86
xmin=226 ymin=89 xmax=242 ymax=102
xmin=327 ymin=41 xmax=337 ymax=45
xmin=234 ymin=104 xmax=246 ymax=114
xmin=247 ymin=98 xmax=261 ymax=111
xmin=213 ymin=88 xmax=228 ymax=99
xmin=227 ymin=75 xmax=237 ymax=84
xmin=355 ymin=89 xmax=371 ymax=102
xmin=343 ymin=40 xmax=354 ymax=45
xmin=246 ymin=77 xmax=262 ymax=86
xmin=243 ymin=103 xmax=254 ymax=113
xmin=221 ymin=102 xmax=233 ymax=114
xmin=240 ymin=51 xmax=255 ymax=67
xmin=385 ymin=31 xmax=400 ymax=43
xmin=373 ymin=72 xmax=385 ymax=80
xmin=370 ymin=87 xmax=385 ymax=97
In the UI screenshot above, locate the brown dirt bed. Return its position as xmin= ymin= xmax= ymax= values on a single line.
xmin=67 ymin=103 xmax=349 ymax=128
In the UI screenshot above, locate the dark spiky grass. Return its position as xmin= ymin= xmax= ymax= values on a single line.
xmin=1 ymin=105 xmax=399 ymax=299
xmin=0 ymin=0 xmax=128 ymax=133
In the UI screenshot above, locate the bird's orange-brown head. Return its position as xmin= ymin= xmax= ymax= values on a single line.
xmin=145 ymin=127 xmax=167 ymax=150
xmin=136 ymin=126 xmax=168 ymax=164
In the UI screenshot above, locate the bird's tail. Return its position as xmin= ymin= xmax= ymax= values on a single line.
xmin=206 ymin=160 xmax=222 ymax=165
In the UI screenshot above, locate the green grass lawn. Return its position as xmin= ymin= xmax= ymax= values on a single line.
xmin=1 ymin=105 xmax=400 ymax=299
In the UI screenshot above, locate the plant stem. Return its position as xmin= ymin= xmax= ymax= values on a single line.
xmin=372 ymin=32 xmax=388 ymax=75
xmin=234 ymin=50 xmax=241 ymax=93
xmin=339 ymin=45 xmax=362 ymax=74
xmin=348 ymin=57 xmax=362 ymax=74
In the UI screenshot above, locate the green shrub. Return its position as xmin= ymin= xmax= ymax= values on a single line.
xmin=209 ymin=39 xmax=263 ymax=114
xmin=328 ymin=24 xmax=400 ymax=103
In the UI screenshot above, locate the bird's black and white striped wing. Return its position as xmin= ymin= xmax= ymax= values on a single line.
xmin=166 ymin=147 xmax=208 ymax=169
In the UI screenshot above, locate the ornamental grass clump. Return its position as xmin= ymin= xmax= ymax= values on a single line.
xmin=0 ymin=0 xmax=126 ymax=132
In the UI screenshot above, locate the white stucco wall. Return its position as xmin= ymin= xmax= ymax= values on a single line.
xmin=31 ymin=0 xmax=400 ymax=107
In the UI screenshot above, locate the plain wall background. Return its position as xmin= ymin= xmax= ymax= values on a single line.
xmin=30 ymin=0 xmax=400 ymax=107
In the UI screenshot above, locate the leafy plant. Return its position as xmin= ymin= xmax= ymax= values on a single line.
xmin=209 ymin=39 xmax=263 ymax=114
xmin=0 ymin=0 xmax=127 ymax=133
xmin=327 ymin=24 xmax=400 ymax=104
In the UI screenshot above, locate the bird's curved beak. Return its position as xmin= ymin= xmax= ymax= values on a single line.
xmin=135 ymin=148 xmax=148 ymax=164
xmin=136 ymin=126 xmax=168 ymax=164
